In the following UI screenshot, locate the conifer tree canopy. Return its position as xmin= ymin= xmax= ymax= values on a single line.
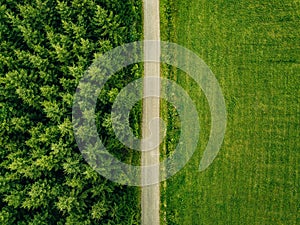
xmin=0 ymin=0 xmax=142 ymax=224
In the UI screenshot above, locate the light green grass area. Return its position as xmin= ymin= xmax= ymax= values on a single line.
xmin=160 ymin=0 xmax=299 ymax=224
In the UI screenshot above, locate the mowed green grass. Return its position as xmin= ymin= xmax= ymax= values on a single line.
xmin=160 ymin=0 xmax=299 ymax=224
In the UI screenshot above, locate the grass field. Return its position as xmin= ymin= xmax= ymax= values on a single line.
xmin=160 ymin=0 xmax=299 ymax=224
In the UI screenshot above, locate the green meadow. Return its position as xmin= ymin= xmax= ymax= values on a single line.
xmin=160 ymin=0 xmax=299 ymax=224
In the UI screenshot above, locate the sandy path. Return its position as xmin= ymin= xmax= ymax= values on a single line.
xmin=141 ymin=0 xmax=161 ymax=224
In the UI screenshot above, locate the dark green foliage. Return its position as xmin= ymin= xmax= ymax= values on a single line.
xmin=0 ymin=0 xmax=142 ymax=224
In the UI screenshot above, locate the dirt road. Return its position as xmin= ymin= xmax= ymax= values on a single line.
xmin=141 ymin=0 xmax=160 ymax=224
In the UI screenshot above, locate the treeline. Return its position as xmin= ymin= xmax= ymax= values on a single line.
xmin=0 ymin=0 xmax=142 ymax=224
